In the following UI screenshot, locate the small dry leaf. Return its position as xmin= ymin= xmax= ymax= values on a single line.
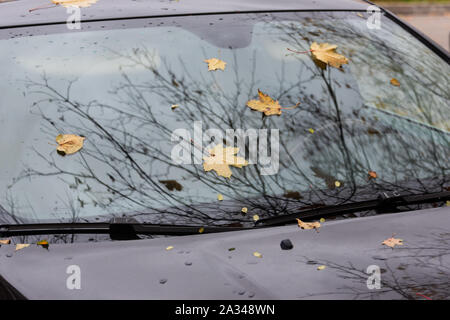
xmin=52 ymin=0 xmax=98 ymax=8
xmin=56 ymin=134 xmax=85 ymax=155
xmin=335 ymin=181 xmax=341 ymax=187
xmin=0 ymin=239 xmax=11 ymax=245
xmin=308 ymin=128 xmax=315 ymax=134
xmin=310 ymin=42 xmax=349 ymax=69
xmin=446 ymin=200 xmax=450 ymax=207
xmin=296 ymin=218 xmax=321 ymax=231
xmin=198 ymin=227 xmax=205 ymax=234
xmin=159 ymin=180 xmax=183 ymax=191
xmin=171 ymin=104 xmax=179 ymax=110
xmin=317 ymin=265 xmax=326 ymax=270
xmin=217 ymin=193 xmax=224 ymax=201
xmin=241 ymin=207 xmax=248 ymax=214
xmin=253 ymin=251 xmax=262 ymax=258
xmin=319 ymin=218 xmax=326 ymax=223
xmin=253 ymin=214 xmax=260 ymax=222
xmin=203 ymin=144 xmax=248 ymax=178
xmin=390 ymin=78 xmax=400 ymax=86
xmin=382 ymin=237 xmax=403 ymax=248
xmin=166 ymin=246 xmax=174 ymax=251
xmin=368 ymin=170 xmax=377 ymax=180
xmin=15 ymin=244 xmax=30 ymax=251
xmin=204 ymin=58 xmax=226 ymax=71
xmin=37 ymin=240 xmax=49 ymax=249
xmin=246 ymin=89 xmax=299 ymax=116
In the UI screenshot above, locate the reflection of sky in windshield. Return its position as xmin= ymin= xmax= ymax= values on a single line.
xmin=0 ymin=12 xmax=448 ymax=223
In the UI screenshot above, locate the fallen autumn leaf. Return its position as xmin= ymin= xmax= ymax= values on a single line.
xmin=246 ymin=89 xmax=299 ymax=116
xmin=203 ymin=144 xmax=248 ymax=178
xmin=253 ymin=251 xmax=262 ymax=258
xmin=53 ymin=0 xmax=98 ymax=8
xmin=296 ymin=218 xmax=321 ymax=231
xmin=390 ymin=78 xmax=400 ymax=86
xmin=37 ymin=240 xmax=49 ymax=249
xmin=56 ymin=134 xmax=85 ymax=155
xmin=204 ymin=58 xmax=226 ymax=71
xmin=382 ymin=237 xmax=403 ymax=248
xmin=310 ymin=42 xmax=349 ymax=69
xmin=15 ymin=244 xmax=30 ymax=251
xmin=368 ymin=170 xmax=377 ymax=180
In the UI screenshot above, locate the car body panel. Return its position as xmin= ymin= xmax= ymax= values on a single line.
xmin=1 ymin=0 xmax=449 ymax=300
xmin=1 ymin=0 xmax=370 ymax=28
xmin=1 ymin=206 xmax=449 ymax=299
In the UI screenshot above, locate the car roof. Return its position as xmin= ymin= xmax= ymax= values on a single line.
xmin=1 ymin=0 xmax=371 ymax=28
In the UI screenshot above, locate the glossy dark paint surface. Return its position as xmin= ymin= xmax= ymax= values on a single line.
xmin=1 ymin=206 xmax=449 ymax=299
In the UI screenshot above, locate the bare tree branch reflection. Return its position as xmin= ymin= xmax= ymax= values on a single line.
xmin=3 ymin=12 xmax=449 ymax=229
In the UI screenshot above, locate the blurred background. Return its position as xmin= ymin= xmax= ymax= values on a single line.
xmin=374 ymin=0 xmax=449 ymax=50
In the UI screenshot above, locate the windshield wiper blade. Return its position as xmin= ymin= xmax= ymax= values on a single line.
xmin=2 ymin=192 xmax=448 ymax=238
xmin=256 ymin=190 xmax=450 ymax=227
xmin=0 ymin=218 xmax=255 ymax=240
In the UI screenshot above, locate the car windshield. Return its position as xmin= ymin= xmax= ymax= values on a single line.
xmin=0 ymin=11 xmax=449 ymax=226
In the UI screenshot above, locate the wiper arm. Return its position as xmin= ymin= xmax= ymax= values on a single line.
xmin=257 ymin=191 xmax=450 ymax=227
xmin=2 ymin=192 xmax=448 ymax=239
xmin=0 ymin=218 xmax=255 ymax=240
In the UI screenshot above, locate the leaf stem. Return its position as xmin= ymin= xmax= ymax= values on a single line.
xmin=281 ymin=102 xmax=301 ymax=110
xmin=29 ymin=4 xmax=58 ymax=12
xmin=287 ymin=48 xmax=313 ymax=54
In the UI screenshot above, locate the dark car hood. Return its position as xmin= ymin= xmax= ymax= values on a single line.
xmin=0 ymin=206 xmax=449 ymax=299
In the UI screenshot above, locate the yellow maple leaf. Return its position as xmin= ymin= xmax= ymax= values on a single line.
xmin=166 ymin=246 xmax=174 ymax=251
xmin=204 ymin=58 xmax=226 ymax=71
xmin=296 ymin=218 xmax=321 ymax=231
xmin=217 ymin=193 xmax=224 ymax=201
xmin=317 ymin=265 xmax=326 ymax=270
xmin=52 ymin=0 xmax=98 ymax=8
xmin=390 ymin=78 xmax=400 ymax=86
xmin=15 ymin=244 xmax=30 ymax=251
xmin=203 ymin=144 xmax=248 ymax=178
xmin=310 ymin=42 xmax=349 ymax=69
xmin=246 ymin=89 xmax=299 ymax=116
xmin=382 ymin=237 xmax=403 ymax=248
xmin=241 ymin=207 xmax=248 ymax=214
xmin=56 ymin=134 xmax=85 ymax=155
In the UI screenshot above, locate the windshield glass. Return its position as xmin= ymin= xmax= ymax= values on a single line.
xmin=0 ymin=12 xmax=449 ymax=226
